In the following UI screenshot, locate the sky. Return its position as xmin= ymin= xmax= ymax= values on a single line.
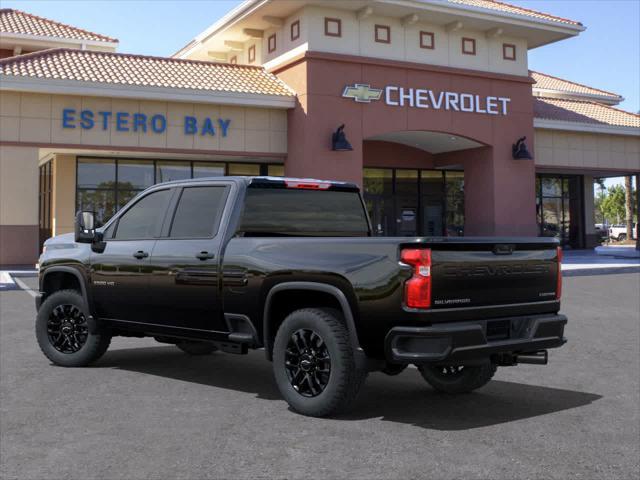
xmin=3 ymin=0 xmax=638 ymax=188
xmin=3 ymin=0 xmax=638 ymax=113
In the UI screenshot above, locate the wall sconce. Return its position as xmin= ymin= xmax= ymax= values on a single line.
xmin=332 ymin=124 xmax=353 ymax=151
xmin=512 ymin=136 xmax=533 ymax=160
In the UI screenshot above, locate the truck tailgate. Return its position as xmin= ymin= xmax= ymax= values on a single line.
xmin=429 ymin=241 xmax=560 ymax=309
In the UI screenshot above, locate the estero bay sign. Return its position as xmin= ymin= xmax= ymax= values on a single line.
xmin=61 ymin=109 xmax=232 ymax=136
xmin=343 ymin=83 xmax=511 ymax=115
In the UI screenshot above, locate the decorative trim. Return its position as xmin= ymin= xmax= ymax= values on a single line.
xmin=0 ymin=140 xmax=288 ymax=157
xmin=248 ymin=44 xmax=256 ymax=63
xmin=270 ymin=51 xmax=535 ymax=84
xmin=462 ymin=37 xmax=476 ymax=55
xmin=419 ymin=31 xmax=435 ymax=49
xmin=375 ymin=25 xmax=391 ymax=44
xmin=268 ymin=34 xmax=276 ymax=53
xmin=229 ymin=56 xmax=237 ymax=64
xmin=0 ymin=76 xmax=296 ymax=108
xmin=534 ymin=118 xmax=640 ymax=137
xmin=503 ymin=43 xmax=516 ymax=61
xmin=324 ymin=18 xmax=342 ymax=38
xmin=290 ymin=20 xmax=300 ymax=41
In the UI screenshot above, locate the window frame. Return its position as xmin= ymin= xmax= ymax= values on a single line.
xmin=290 ymin=20 xmax=300 ymax=41
xmin=268 ymin=33 xmax=277 ymax=53
xmin=324 ymin=17 xmax=342 ymax=38
xmin=375 ymin=24 xmax=391 ymax=44
xmin=462 ymin=37 xmax=476 ymax=55
xmin=165 ymin=184 xmax=231 ymax=240
xmin=248 ymin=44 xmax=256 ymax=63
xmin=502 ymin=43 xmax=516 ymax=61
xmin=419 ymin=31 xmax=435 ymax=50
xmin=109 ymin=187 xmax=176 ymax=241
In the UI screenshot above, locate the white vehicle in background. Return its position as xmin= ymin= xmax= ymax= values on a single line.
xmin=608 ymin=224 xmax=637 ymax=241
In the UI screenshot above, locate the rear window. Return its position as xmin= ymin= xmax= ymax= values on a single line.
xmin=238 ymin=188 xmax=369 ymax=236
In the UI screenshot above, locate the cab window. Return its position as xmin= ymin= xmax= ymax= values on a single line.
xmin=113 ymin=189 xmax=173 ymax=240
xmin=169 ymin=186 xmax=228 ymax=238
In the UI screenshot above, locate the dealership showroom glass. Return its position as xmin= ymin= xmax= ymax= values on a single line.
xmin=0 ymin=0 xmax=639 ymax=266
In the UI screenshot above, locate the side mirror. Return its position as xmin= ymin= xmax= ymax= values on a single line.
xmin=75 ymin=211 xmax=96 ymax=243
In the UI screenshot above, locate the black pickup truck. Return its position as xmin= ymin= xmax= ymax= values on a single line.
xmin=36 ymin=176 xmax=566 ymax=417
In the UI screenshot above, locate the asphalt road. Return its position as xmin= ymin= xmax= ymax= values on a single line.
xmin=1 ymin=273 xmax=638 ymax=479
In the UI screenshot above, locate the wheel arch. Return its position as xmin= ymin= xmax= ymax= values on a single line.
xmin=41 ymin=266 xmax=90 ymax=311
xmin=263 ymin=282 xmax=362 ymax=361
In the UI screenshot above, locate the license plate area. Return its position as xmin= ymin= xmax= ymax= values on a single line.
xmin=486 ymin=319 xmax=510 ymax=341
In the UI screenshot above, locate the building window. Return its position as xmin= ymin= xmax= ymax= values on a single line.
xmin=536 ymin=175 xmax=583 ymax=248
xmin=462 ymin=37 xmax=476 ymax=55
xmin=268 ymin=34 xmax=276 ymax=53
xmin=38 ymin=161 xmax=52 ymax=249
xmin=375 ymin=25 xmax=391 ymax=44
xmin=76 ymin=158 xmax=283 ymax=226
xmin=291 ymin=20 xmax=300 ymax=41
xmin=419 ymin=31 xmax=435 ymax=49
xmin=503 ymin=43 xmax=516 ymax=61
xmin=324 ymin=17 xmax=341 ymax=37
xmin=229 ymin=56 xmax=237 ymax=64
xmin=362 ymin=168 xmax=464 ymax=237
xmin=248 ymin=45 xmax=256 ymax=63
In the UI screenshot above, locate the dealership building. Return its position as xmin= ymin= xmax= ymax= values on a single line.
xmin=1 ymin=0 xmax=639 ymax=266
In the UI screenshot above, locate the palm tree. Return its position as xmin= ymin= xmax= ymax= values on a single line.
xmin=624 ymin=176 xmax=633 ymax=242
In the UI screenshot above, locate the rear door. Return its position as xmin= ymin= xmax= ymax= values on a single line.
xmin=146 ymin=182 xmax=232 ymax=331
xmin=430 ymin=241 xmax=560 ymax=309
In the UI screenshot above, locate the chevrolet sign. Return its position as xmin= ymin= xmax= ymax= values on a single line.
xmin=342 ymin=84 xmax=383 ymax=103
xmin=342 ymin=83 xmax=511 ymax=115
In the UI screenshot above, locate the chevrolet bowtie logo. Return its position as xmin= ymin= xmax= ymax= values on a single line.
xmin=342 ymin=84 xmax=383 ymax=103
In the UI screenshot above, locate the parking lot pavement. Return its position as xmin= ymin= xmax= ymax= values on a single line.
xmin=1 ymin=273 xmax=638 ymax=480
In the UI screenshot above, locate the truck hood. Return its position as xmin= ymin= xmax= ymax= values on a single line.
xmin=44 ymin=232 xmax=75 ymax=247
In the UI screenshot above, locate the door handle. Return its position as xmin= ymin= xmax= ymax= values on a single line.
xmin=133 ymin=250 xmax=149 ymax=259
xmin=196 ymin=251 xmax=215 ymax=261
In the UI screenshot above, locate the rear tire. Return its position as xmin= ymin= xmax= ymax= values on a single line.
xmin=418 ymin=363 xmax=496 ymax=394
xmin=273 ymin=308 xmax=367 ymax=417
xmin=36 ymin=290 xmax=111 ymax=367
xmin=176 ymin=341 xmax=217 ymax=355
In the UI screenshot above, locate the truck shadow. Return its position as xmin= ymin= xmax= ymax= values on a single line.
xmin=98 ymin=346 xmax=601 ymax=431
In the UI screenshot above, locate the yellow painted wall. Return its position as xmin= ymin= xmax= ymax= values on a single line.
xmin=52 ymin=154 xmax=76 ymax=236
xmin=535 ymin=129 xmax=640 ymax=171
xmin=0 ymin=91 xmax=288 ymax=154
xmin=0 ymin=145 xmax=39 ymax=225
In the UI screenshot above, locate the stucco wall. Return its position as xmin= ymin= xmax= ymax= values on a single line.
xmin=534 ymin=129 xmax=640 ymax=172
xmin=260 ymin=5 xmax=528 ymax=76
xmin=0 ymin=91 xmax=287 ymax=154
xmin=0 ymin=145 xmax=39 ymax=265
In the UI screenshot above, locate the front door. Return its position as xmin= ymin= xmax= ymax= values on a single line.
xmin=146 ymin=183 xmax=231 ymax=332
xmin=91 ymin=187 xmax=174 ymax=322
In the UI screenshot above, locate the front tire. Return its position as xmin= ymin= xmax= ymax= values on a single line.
xmin=36 ymin=290 xmax=111 ymax=367
xmin=273 ymin=308 xmax=367 ymax=417
xmin=418 ymin=363 xmax=497 ymax=394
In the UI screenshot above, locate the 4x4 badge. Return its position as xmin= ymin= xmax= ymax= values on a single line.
xmin=342 ymin=84 xmax=383 ymax=103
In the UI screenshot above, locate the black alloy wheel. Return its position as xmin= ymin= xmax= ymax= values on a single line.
xmin=284 ymin=328 xmax=331 ymax=397
xmin=47 ymin=304 xmax=89 ymax=354
xmin=36 ymin=289 xmax=111 ymax=367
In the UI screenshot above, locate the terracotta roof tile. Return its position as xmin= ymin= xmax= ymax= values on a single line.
xmin=534 ymin=97 xmax=640 ymax=128
xmin=447 ymin=0 xmax=582 ymax=26
xmin=531 ymin=71 xmax=622 ymax=101
xmin=0 ymin=48 xmax=295 ymax=97
xmin=0 ymin=8 xmax=117 ymax=43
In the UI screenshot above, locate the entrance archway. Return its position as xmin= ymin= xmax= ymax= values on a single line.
xmin=362 ymin=130 xmax=488 ymax=237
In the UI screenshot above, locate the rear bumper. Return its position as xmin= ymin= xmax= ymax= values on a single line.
xmin=385 ymin=314 xmax=567 ymax=364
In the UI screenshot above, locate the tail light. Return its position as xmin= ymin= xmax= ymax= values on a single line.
xmin=401 ymin=248 xmax=432 ymax=309
xmin=556 ymin=246 xmax=563 ymax=300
